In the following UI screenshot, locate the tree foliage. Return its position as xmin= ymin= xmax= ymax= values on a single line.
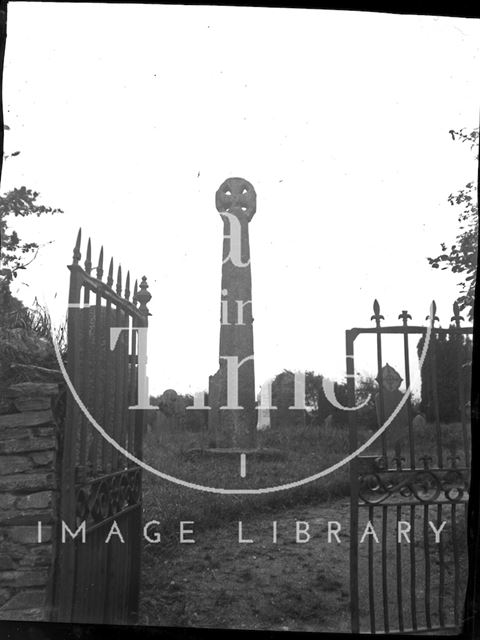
xmin=269 ymin=369 xmax=372 ymax=428
xmin=428 ymin=128 xmax=479 ymax=319
xmin=0 ymin=125 xmax=63 ymax=282
xmin=354 ymin=375 xmax=379 ymax=429
xmin=417 ymin=331 xmax=472 ymax=424
xmin=149 ymin=390 xmax=206 ymax=432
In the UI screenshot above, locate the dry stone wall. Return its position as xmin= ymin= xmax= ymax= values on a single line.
xmin=0 ymin=382 xmax=62 ymax=621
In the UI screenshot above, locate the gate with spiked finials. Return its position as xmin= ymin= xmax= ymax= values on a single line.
xmin=51 ymin=230 xmax=151 ymax=624
xmin=348 ymin=300 xmax=471 ymax=634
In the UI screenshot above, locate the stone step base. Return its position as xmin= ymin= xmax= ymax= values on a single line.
xmin=183 ymin=447 xmax=286 ymax=461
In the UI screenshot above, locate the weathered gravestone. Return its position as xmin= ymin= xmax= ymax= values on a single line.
xmin=374 ymin=363 xmax=409 ymax=455
xmin=412 ymin=413 xmax=426 ymax=430
xmin=269 ymin=371 xmax=305 ymax=431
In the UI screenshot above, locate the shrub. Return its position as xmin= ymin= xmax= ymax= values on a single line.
xmin=0 ymin=296 xmax=66 ymax=385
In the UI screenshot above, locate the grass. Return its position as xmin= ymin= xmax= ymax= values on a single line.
xmin=142 ymin=421 xmax=358 ymax=548
xmin=142 ymin=417 xmax=471 ymax=550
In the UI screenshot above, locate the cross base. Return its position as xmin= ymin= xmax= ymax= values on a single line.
xmin=183 ymin=447 xmax=286 ymax=461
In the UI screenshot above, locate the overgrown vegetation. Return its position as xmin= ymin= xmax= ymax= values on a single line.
xmin=0 ymin=125 xmax=65 ymax=385
xmin=417 ymin=332 xmax=472 ymax=424
xmin=0 ymin=298 xmax=66 ymax=385
xmin=428 ymin=127 xmax=479 ymax=319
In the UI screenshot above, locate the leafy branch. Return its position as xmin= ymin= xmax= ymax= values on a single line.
xmin=428 ymin=127 xmax=479 ymax=319
xmin=0 ymin=127 xmax=63 ymax=280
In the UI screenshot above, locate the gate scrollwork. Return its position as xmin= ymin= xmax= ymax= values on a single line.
xmin=359 ymin=466 xmax=468 ymax=505
xmin=75 ymin=467 xmax=142 ymax=527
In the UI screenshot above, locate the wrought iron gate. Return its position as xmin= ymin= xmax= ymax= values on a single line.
xmin=52 ymin=230 xmax=150 ymax=624
xmin=348 ymin=300 xmax=471 ymax=634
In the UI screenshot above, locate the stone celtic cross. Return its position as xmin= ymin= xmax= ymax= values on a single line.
xmin=208 ymin=177 xmax=258 ymax=449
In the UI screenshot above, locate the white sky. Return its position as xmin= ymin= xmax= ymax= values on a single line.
xmin=2 ymin=4 xmax=479 ymax=398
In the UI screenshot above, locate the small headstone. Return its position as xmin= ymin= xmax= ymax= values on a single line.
xmin=374 ymin=363 xmax=408 ymax=449
xmin=412 ymin=413 xmax=426 ymax=429
xmin=323 ymin=414 xmax=334 ymax=429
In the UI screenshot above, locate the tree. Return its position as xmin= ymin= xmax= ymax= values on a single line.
xmin=304 ymin=370 xmax=349 ymax=426
xmin=0 ymin=125 xmax=63 ymax=290
xmin=417 ymin=331 xmax=472 ymax=423
xmin=269 ymin=369 xmax=350 ymax=428
xmin=355 ymin=375 xmax=379 ymax=429
xmin=428 ymin=128 xmax=479 ymax=320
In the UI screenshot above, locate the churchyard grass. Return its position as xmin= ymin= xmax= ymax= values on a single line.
xmin=142 ymin=419 xmax=470 ymax=545
xmin=142 ymin=421 xmax=355 ymax=545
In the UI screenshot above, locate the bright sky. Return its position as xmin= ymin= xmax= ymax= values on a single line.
xmin=2 ymin=4 xmax=479 ymax=398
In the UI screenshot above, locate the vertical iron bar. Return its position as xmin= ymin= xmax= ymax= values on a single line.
xmin=437 ymin=503 xmax=445 ymax=627
xmin=372 ymin=302 xmax=387 ymax=459
xmin=464 ymin=501 xmax=468 ymax=627
xmin=104 ymin=533 xmax=115 ymax=622
xmin=368 ymin=504 xmax=376 ymax=634
xmin=101 ymin=299 xmax=113 ymax=471
xmin=424 ymin=504 xmax=432 ymax=628
xmin=377 ymin=344 xmax=386 ymax=460
xmin=91 ymin=287 xmax=103 ymax=475
xmin=430 ymin=333 xmax=443 ymax=468
xmin=71 ymin=535 xmax=83 ymax=622
xmin=396 ymin=504 xmax=404 ymax=632
xmin=410 ymin=504 xmax=418 ymax=630
xmin=347 ymin=330 xmax=360 ymax=634
xmin=129 ymin=300 xmax=147 ymax=623
xmin=111 ymin=304 xmax=124 ymax=471
xmin=451 ymin=503 xmax=460 ymax=627
xmin=82 ymin=240 xmax=93 ymax=476
xmin=458 ymin=333 xmax=469 ymax=466
xmin=130 ymin=309 xmax=147 ymax=621
xmin=133 ymin=327 xmax=142 ymax=459
xmin=128 ymin=316 xmax=137 ymax=462
xmin=97 ymin=520 xmax=110 ymax=624
xmin=129 ymin=504 xmax=142 ymax=623
xmin=400 ymin=311 xmax=415 ymax=469
xmin=382 ymin=504 xmax=389 ymax=632
xmin=119 ymin=309 xmax=130 ymax=463
xmin=79 ymin=284 xmax=90 ymax=480
xmin=123 ymin=270 xmax=135 ymax=462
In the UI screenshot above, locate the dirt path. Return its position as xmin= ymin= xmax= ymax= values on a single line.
xmin=140 ymin=496 xmax=464 ymax=633
xmin=140 ymin=499 xmax=352 ymax=633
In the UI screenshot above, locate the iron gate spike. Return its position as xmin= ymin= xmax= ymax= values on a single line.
xmin=125 ymin=271 xmax=131 ymax=301
xmin=107 ymin=258 xmax=114 ymax=288
xmin=73 ymin=228 xmax=82 ymax=264
xmin=84 ymin=238 xmax=92 ymax=274
xmin=97 ymin=247 xmax=104 ymax=281
xmin=116 ymin=265 xmax=122 ymax=296
xmin=371 ymin=299 xmax=384 ymax=323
